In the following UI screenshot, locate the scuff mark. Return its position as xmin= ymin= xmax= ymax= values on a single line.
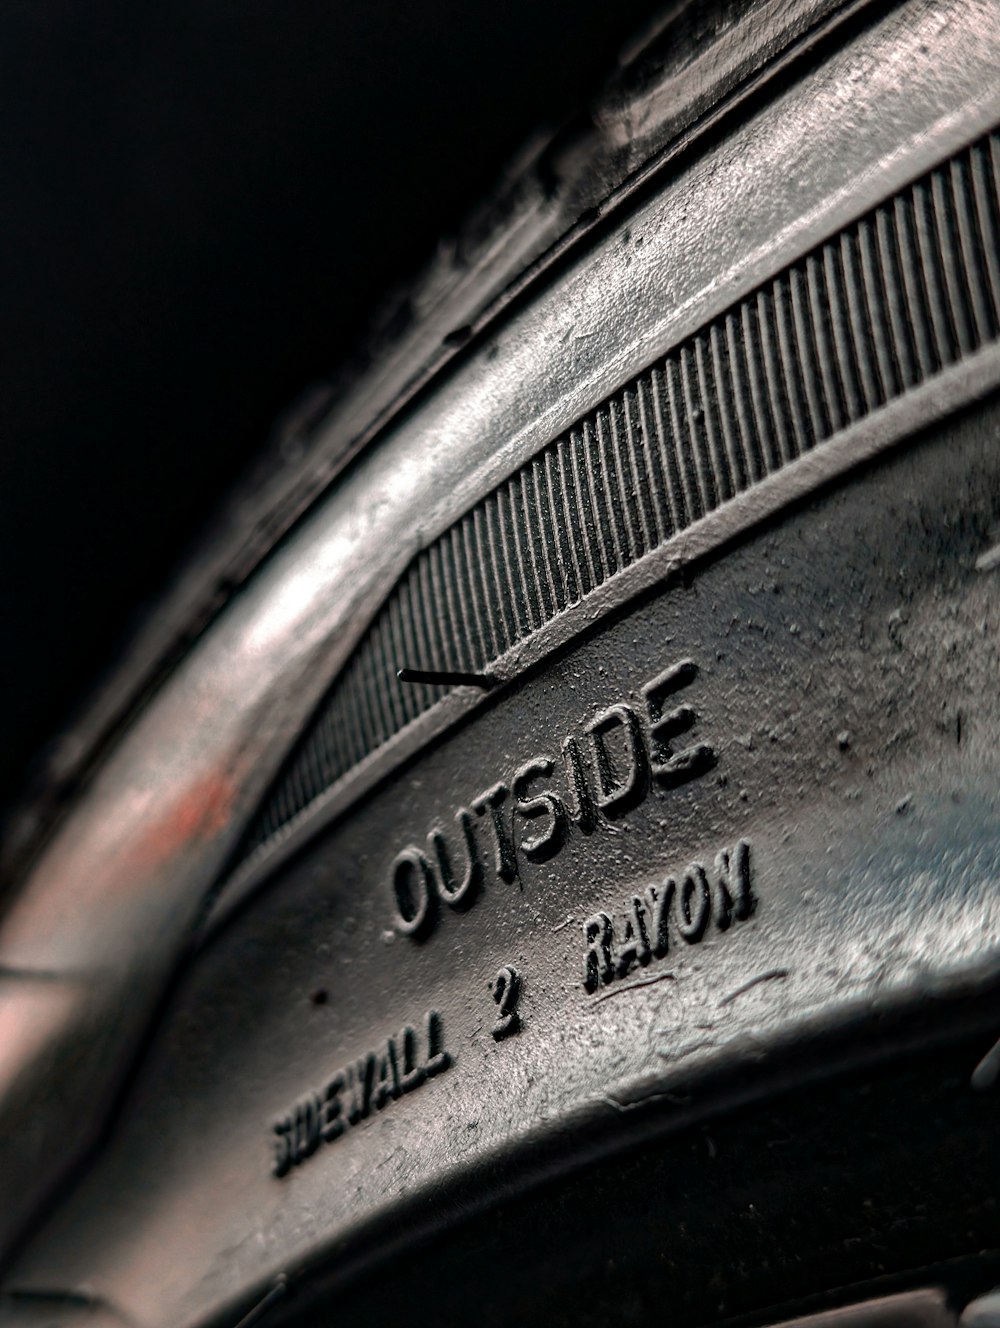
xmin=657 ymin=1037 xmax=717 ymax=1063
xmin=598 ymin=1086 xmax=690 ymax=1114
xmin=974 ymin=542 xmax=1000 ymax=572
xmin=718 ymin=968 xmax=789 ymax=1007
xmin=589 ymin=970 xmax=676 ymax=1005
xmin=126 ymin=768 xmax=238 ymax=875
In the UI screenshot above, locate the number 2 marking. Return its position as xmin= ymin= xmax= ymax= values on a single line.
xmin=491 ymin=964 xmax=521 ymax=1041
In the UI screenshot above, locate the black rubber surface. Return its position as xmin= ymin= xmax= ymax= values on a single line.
xmin=4 ymin=6 xmax=1000 ymax=1326
xmin=258 ymin=996 xmax=1000 ymax=1328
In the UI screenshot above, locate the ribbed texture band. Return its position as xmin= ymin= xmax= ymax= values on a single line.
xmin=242 ymin=129 xmax=1000 ymax=860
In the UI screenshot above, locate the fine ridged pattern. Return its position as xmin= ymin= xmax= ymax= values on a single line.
xmin=242 ymin=130 xmax=1000 ymax=860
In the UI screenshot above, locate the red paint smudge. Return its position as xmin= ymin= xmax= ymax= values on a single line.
xmin=125 ymin=769 xmax=238 ymax=874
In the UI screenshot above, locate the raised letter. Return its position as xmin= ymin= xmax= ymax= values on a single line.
xmin=398 ymin=1025 xmax=426 ymax=1093
xmin=373 ymin=1038 xmax=402 ymax=1110
xmin=644 ymin=877 xmax=676 ymax=959
xmin=472 ymin=783 xmax=518 ymax=882
xmin=292 ymin=1093 xmax=321 ymax=1163
xmin=272 ymin=1117 xmax=293 ymax=1177
xmin=615 ymin=897 xmax=651 ymax=978
xmin=513 ymin=757 xmax=567 ymax=863
xmin=391 ymin=847 xmax=435 ymax=936
xmin=429 ymin=809 xmax=482 ymax=908
xmin=586 ymin=704 xmax=650 ymax=817
xmin=321 ymin=1074 xmax=345 ymax=1143
xmin=562 ymin=735 xmax=597 ymax=833
xmin=345 ymin=1053 xmax=376 ymax=1125
xmin=583 ymin=912 xmax=615 ymax=992
xmin=714 ymin=839 xmax=755 ymax=930
xmin=641 ymin=660 xmax=716 ymax=786
xmin=425 ymin=1010 xmax=451 ymax=1077
xmin=491 ymin=964 xmax=521 ymax=1040
xmin=677 ymin=864 xmax=711 ymax=943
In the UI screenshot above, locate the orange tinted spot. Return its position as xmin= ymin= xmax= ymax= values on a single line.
xmin=126 ymin=768 xmax=238 ymax=873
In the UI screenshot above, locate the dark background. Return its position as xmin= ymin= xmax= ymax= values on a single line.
xmin=0 ymin=0 xmax=663 ymax=817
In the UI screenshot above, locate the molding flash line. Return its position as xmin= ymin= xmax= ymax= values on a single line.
xmin=397 ymin=667 xmax=497 ymax=690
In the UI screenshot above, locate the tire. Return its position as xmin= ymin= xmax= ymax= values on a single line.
xmin=3 ymin=1 xmax=1000 ymax=1325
